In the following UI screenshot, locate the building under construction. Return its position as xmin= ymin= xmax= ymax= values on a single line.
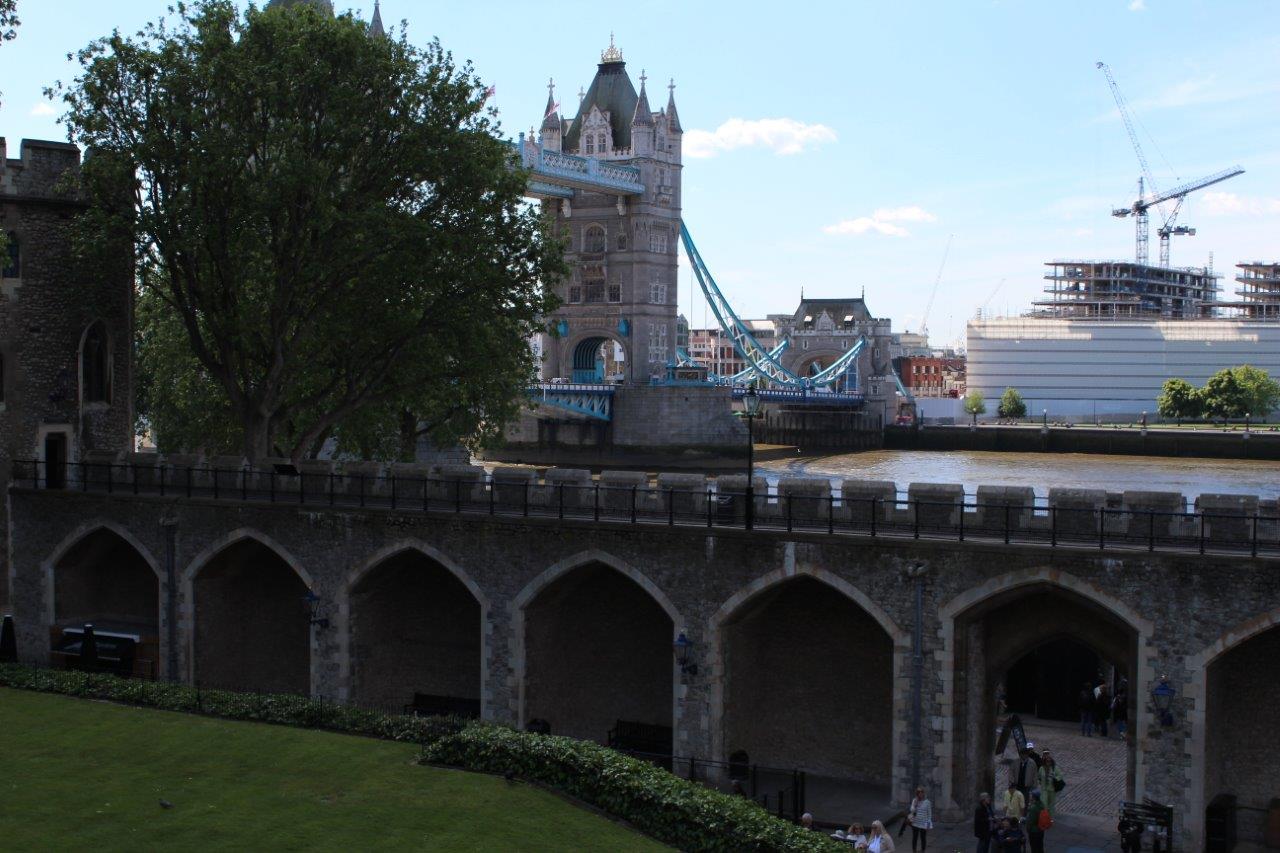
xmin=1034 ymin=260 xmax=1220 ymax=319
xmin=1219 ymin=262 xmax=1280 ymax=320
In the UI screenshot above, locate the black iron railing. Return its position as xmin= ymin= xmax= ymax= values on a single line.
xmin=616 ymin=747 xmax=807 ymax=822
xmin=11 ymin=459 xmax=1280 ymax=558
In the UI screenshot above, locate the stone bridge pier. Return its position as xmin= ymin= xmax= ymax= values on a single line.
xmin=6 ymin=469 xmax=1280 ymax=848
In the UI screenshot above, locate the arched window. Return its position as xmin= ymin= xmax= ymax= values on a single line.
xmin=584 ymin=225 xmax=607 ymax=254
xmin=585 ymin=136 xmax=595 ymax=155
xmin=81 ymin=321 xmax=110 ymax=404
xmin=2 ymin=233 xmax=18 ymax=278
xmin=597 ymin=133 xmax=607 ymax=152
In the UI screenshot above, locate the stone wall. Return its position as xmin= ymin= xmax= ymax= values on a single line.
xmin=7 ymin=469 xmax=1280 ymax=847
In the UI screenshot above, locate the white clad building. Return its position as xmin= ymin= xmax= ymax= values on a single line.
xmin=966 ymin=318 xmax=1280 ymax=419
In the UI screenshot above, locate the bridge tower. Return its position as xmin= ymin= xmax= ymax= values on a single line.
xmin=535 ymin=38 xmax=682 ymax=384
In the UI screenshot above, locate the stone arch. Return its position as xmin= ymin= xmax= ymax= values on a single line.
xmin=513 ymin=550 xmax=680 ymax=744
xmin=937 ymin=569 xmax=1154 ymax=816
xmin=182 ymin=528 xmax=314 ymax=695
xmin=564 ymin=331 xmax=628 ymax=383
xmin=1185 ymin=605 xmax=1280 ymax=848
xmin=337 ymin=540 xmax=488 ymax=713
xmin=41 ymin=520 xmax=165 ymax=678
xmin=708 ymin=564 xmax=908 ymax=811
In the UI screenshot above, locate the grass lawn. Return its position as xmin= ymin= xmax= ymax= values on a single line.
xmin=0 ymin=688 xmax=668 ymax=852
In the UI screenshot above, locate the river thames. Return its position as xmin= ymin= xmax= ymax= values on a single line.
xmin=758 ymin=449 xmax=1280 ymax=501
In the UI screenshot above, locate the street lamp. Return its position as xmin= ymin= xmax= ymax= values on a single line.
xmin=673 ymin=631 xmax=697 ymax=676
xmin=1151 ymin=675 xmax=1175 ymax=727
xmin=735 ymin=382 xmax=764 ymax=529
xmin=303 ymin=590 xmax=329 ymax=629
xmin=1042 ymin=408 xmax=1048 ymax=428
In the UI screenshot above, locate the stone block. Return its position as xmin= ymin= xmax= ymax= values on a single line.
xmin=775 ymin=477 xmax=833 ymax=524
xmin=542 ymin=468 xmax=593 ymax=510
xmin=713 ymin=474 xmax=768 ymax=525
xmin=207 ymin=455 xmax=247 ymax=496
xmin=656 ymin=472 xmax=709 ymax=520
xmin=385 ymin=462 xmax=432 ymax=507
xmin=908 ymin=483 xmax=965 ymax=532
xmin=975 ymin=485 xmax=1036 ymax=534
xmin=491 ymin=467 xmax=537 ymax=511
xmin=338 ymin=461 xmax=383 ymax=500
xmin=80 ymin=450 xmax=123 ymax=490
xmin=839 ymin=480 xmax=896 ymax=527
xmin=1048 ymin=488 xmax=1106 ymax=539
xmin=431 ymin=464 xmax=485 ymax=507
xmin=1195 ymin=493 xmax=1260 ymax=546
xmin=1121 ymin=490 xmax=1187 ymax=541
xmin=599 ymin=470 xmax=648 ymax=515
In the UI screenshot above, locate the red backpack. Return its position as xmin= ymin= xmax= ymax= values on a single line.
xmin=1037 ymin=808 xmax=1053 ymax=831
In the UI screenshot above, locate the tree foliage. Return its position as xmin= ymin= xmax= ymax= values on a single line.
xmin=963 ymin=390 xmax=985 ymax=425
xmin=1202 ymin=365 xmax=1280 ymax=420
xmin=997 ymin=387 xmax=1026 ymax=419
xmin=1156 ymin=378 xmax=1203 ymax=421
xmin=54 ymin=0 xmax=563 ymax=461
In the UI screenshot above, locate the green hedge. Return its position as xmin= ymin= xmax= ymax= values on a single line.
xmin=0 ymin=664 xmax=841 ymax=852
xmin=424 ymin=725 xmax=844 ymax=853
xmin=0 ymin=663 xmax=470 ymax=744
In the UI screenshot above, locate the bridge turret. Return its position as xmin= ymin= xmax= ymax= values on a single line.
xmin=665 ymin=79 xmax=682 ymax=161
xmin=630 ymin=73 xmax=655 ymax=158
xmin=540 ymin=78 xmax=562 ymax=153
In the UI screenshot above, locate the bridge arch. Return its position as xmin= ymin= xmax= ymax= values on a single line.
xmin=41 ymin=520 xmax=165 ymax=678
xmin=564 ymin=332 xmax=628 ymax=384
xmin=337 ymin=540 xmax=488 ymax=714
xmin=182 ymin=528 xmax=314 ymax=696
xmin=1186 ymin=605 xmax=1280 ymax=848
xmin=708 ymin=565 xmax=908 ymax=810
xmin=937 ymin=569 xmax=1155 ymax=816
xmin=513 ymin=550 xmax=680 ymax=746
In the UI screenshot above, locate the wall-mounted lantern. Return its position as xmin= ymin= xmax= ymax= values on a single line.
xmin=1151 ymin=675 xmax=1175 ymax=727
xmin=303 ymin=591 xmax=329 ymax=629
xmin=673 ymin=631 xmax=697 ymax=676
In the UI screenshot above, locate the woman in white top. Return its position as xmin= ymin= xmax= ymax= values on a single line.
xmin=867 ymin=819 xmax=895 ymax=853
xmin=908 ymin=786 xmax=934 ymax=852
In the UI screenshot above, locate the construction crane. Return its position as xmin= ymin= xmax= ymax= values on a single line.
xmin=1097 ymin=61 xmax=1244 ymax=266
xmin=920 ymin=234 xmax=952 ymax=337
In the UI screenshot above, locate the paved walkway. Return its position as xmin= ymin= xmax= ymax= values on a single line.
xmin=994 ymin=720 xmax=1128 ymax=817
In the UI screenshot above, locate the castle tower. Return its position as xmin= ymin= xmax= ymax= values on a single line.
xmin=537 ymin=37 xmax=683 ymax=384
xmin=0 ymin=138 xmax=134 ymax=607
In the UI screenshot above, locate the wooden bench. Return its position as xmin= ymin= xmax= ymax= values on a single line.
xmin=402 ymin=693 xmax=480 ymax=719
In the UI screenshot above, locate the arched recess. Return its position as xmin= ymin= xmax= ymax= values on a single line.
xmin=514 ymin=551 xmax=679 ymax=745
xmin=1187 ymin=607 xmax=1280 ymax=849
xmin=43 ymin=521 xmax=163 ymax=679
xmin=340 ymin=541 xmax=488 ymax=714
xmin=938 ymin=570 xmax=1152 ymax=817
xmin=791 ymin=350 xmax=858 ymax=392
xmin=568 ymin=333 xmax=627 ymax=383
xmin=78 ymin=319 xmax=112 ymax=405
xmin=708 ymin=566 xmax=906 ymax=807
xmin=183 ymin=529 xmax=313 ymax=696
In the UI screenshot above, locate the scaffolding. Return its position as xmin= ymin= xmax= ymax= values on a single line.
xmin=1218 ymin=262 xmax=1280 ymax=320
xmin=1034 ymin=260 xmax=1220 ymax=320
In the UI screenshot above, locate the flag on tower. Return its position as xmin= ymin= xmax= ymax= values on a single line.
xmin=483 ymin=85 xmax=496 ymax=102
xmin=545 ymin=100 xmax=560 ymax=117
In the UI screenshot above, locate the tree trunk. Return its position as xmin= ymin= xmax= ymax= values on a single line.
xmin=242 ymin=412 xmax=273 ymax=465
xmin=397 ymin=409 xmax=418 ymax=462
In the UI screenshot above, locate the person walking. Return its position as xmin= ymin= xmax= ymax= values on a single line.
xmin=1112 ymin=681 xmax=1129 ymax=740
xmin=908 ymin=786 xmax=933 ymax=852
xmin=1026 ymin=791 xmax=1048 ymax=853
xmin=1094 ymin=683 xmax=1111 ymax=738
xmin=1036 ymin=750 xmax=1064 ymax=817
xmin=1002 ymin=780 xmax=1026 ymax=824
xmin=974 ymin=792 xmax=997 ymax=853
xmin=867 ymin=820 xmax=896 ymax=853
xmin=1078 ymin=681 xmax=1095 ymax=736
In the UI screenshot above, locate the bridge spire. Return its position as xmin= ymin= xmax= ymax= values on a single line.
xmin=632 ymin=69 xmax=654 ymax=129
xmin=369 ymin=0 xmax=385 ymax=38
xmin=666 ymin=78 xmax=682 ymax=133
xmin=601 ymin=32 xmax=623 ymax=64
xmin=541 ymin=77 xmax=560 ymax=132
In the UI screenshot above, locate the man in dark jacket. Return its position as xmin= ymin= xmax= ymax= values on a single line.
xmin=995 ymin=817 xmax=1025 ymax=853
xmin=1078 ymin=681 xmax=1095 ymax=736
xmin=974 ymin=792 xmax=997 ymax=853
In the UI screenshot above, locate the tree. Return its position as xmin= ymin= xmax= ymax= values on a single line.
xmin=963 ymin=390 xmax=986 ymax=426
xmin=1230 ymin=364 xmax=1280 ymax=420
xmin=1202 ymin=368 xmax=1249 ymax=421
xmin=0 ymin=0 xmax=19 ymax=257
xmin=55 ymin=1 xmax=564 ymax=462
xmin=997 ymin=387 xmax=1026 ymax=419
xmin=1156 ymin=378 xmax=1203 ymax=422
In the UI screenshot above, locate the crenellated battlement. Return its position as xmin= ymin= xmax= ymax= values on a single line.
xmin=0 ymin=137 xmax=81 ymax=200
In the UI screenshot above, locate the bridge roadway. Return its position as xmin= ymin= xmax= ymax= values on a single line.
xmin=6 ymin=458 xmax=1280 ymax=849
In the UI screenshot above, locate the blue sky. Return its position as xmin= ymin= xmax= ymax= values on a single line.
xmin=3 ymin=1 xmax=1278 ymax=348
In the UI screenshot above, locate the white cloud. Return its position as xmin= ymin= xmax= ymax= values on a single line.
xmin=29 ymin=102 xmax=56 ymax=117
xmin=684 ymin=118 xmax=836 ymax=158
xmin=823 ymin=206 xmax=937 ymax=237
xmin=1128 ymin=0 xmax=1146 ymax=11
xmin=1199 ymin=191 xmax=1280 ymax=216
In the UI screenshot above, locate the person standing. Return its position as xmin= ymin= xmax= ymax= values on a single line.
xmin=1002 ymin=780 xmax=1026 ymax=824
xmin=1036 ymin=750 xmax=1064 ymax=817
xmin=867 ymin=820 xmax=896 ymax=853
xmin=974 ymin=792 xmax=997 ymax=853
xmin=1113 ymin=681 xmax=1129 ymax=740
xmin=1078 ymin=681 xmax=1095 ymax=736
xmin=1026 ymin=791 xmax=1047 ymax=853
xmin=995 ymin=817 xmax=1025 ymax=853
xmin=908 ymin=786 xmax=933 ymax=852
xmin=1094 ymin=684 xmax=1111 ymax=738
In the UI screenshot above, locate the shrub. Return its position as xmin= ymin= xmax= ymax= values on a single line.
xmin=423 ymin=725 xmax=844 ymax=853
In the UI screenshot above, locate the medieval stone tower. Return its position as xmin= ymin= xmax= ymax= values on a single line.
xmin=536 ymin=38 xmax=683 ymax=384
xmin=0 ymin=139 xmax=134 ymax=607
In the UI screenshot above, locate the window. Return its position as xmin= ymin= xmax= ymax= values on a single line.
xmin=598 ymin=133 xmax=606 ymax=152
xmin=648 ymin=322 xmax=669 ymax=364
xmin=649 ymin=280 xmax=667 ymax=304
xmin=81 ymin=321 xmax=110 ymax=404
xmin=584 ymin=225 xmax=607 ymax=253
xmin=584 ymin=281 xmax=606 ymax=303
xmin=649 ymin=234 xmax=668 ymax=254
xmin=617 ymin=233 xmax=627 ymax=251
xmin=607 ymin=283 xmax=621 ymax=303
xmin=2 ymin=233 xmax=17 ymax=278
xmin=585 ymin=136 xmax=595 ymax=155
xmin=568 ymin=285 xmax=582 ymax=303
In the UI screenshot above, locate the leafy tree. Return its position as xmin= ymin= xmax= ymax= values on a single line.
xmin=997 ymin=387 xmax=1027 ymax=419
xmin=1202 ymin=368 xmax=1249 ymax=420
xmin=1156 ymin=378 xmax=1203 ymax=422
xmin=963 ymin=390 xmax=986 ymax=426
xmin=0 ymin=0 xmax=18 ymax=257
xmin=1230 ymin=364 xmax=1280 ymax=419
xmin=55 ymin=1 xmax=563 ymax=462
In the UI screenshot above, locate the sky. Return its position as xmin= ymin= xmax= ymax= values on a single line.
xmin=3 ymin=0 xmax=1278 ymax=350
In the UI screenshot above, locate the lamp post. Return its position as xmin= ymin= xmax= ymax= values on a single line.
xmin=1151 ymin=675 xmax=1175 ymax=727
xmin=1042 ymin=408 xmax=1048 ymax=428
xmin=735 ymin=382 xmax=764 ymax=530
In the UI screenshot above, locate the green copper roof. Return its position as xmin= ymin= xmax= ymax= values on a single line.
xmin=564 ymin=59 xmax=638 ymax=153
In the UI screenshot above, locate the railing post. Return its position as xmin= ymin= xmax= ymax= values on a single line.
xmin=1099 ymin=508 xmax=1106 ymax=550
xmin=1199 ymin=512 xmax=1206 ymax=555
xmin=958 ymin=502 xmax=965 ymax=542
xmin=454 ymin=478 xmax=462 ymax=513
xmin=186 ymin=466 xmax=193 ymax=499
xmin=80 ymin=460 xmax=87 ymax=492
xmin=159 ymin=463 xmax=166 ymax=497
xmin=269 ymin=470 xmax=276 ymax=503
xmin=631 ymin=485 xmax=638 ymax=524
xmin=1050 ymin=506 xmax=1056 ymax=546
xmin=523 ymin=480 xmax=530 ymax=517
xmin=1252 ymin=514 xmax=1259 ymax=558
xmin=913 ymin=499 xmax=920 ymax=539
xmin=706 ymin=489 xmax=713 ymax=528
xmin=328 ymin=472 xmax=335 ymax=506
xmin=593 ymin=483 xmax=600 ymax=522
xmin=558 ymin=483 xmax=565 ymax=520
xmin=212 ymin=468 xmax=219 ymax=500
xmin=786 ymin=494 xmax=793 ymax=533
xmin=390 ymin=474 xmax=397 ymax=510
xmin=241 ymin=467 xmax=247 ymax=502
xmin=1004 ymin=503 xmax=1011 ymax=545
xmin=107 ymin=462 xmax=113 ymax=494
xmin=132 ymin=462 xmax=139 ymax=495
xmin=1148 ymin=511 xmax=1155 ymax=552
xmin=422 ymin=476 xmax=430 ymax=512
xmin=668 ymin=488 xmax=675 ymax=526
xmin=358 ymin=473 xmax=365 ymax=508
xmin=827 ymin=495 xmax=834 ymax=534
xmin=870 ymin=497 xmax=877 ymax=537
xmin=298 ymin=469 xmax=305 ymax=505
xmin=489 ymin=478 xmax=496 ymax=515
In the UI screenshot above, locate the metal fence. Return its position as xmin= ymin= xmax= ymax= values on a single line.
xmin=616 ymin=748 xmax=806 ymax=822
xmin=12 ymin=459 xmax=1280 ymax=558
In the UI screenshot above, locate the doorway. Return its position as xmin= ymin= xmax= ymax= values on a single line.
xmin=43 ymin=432 xmax=68 ymax=489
